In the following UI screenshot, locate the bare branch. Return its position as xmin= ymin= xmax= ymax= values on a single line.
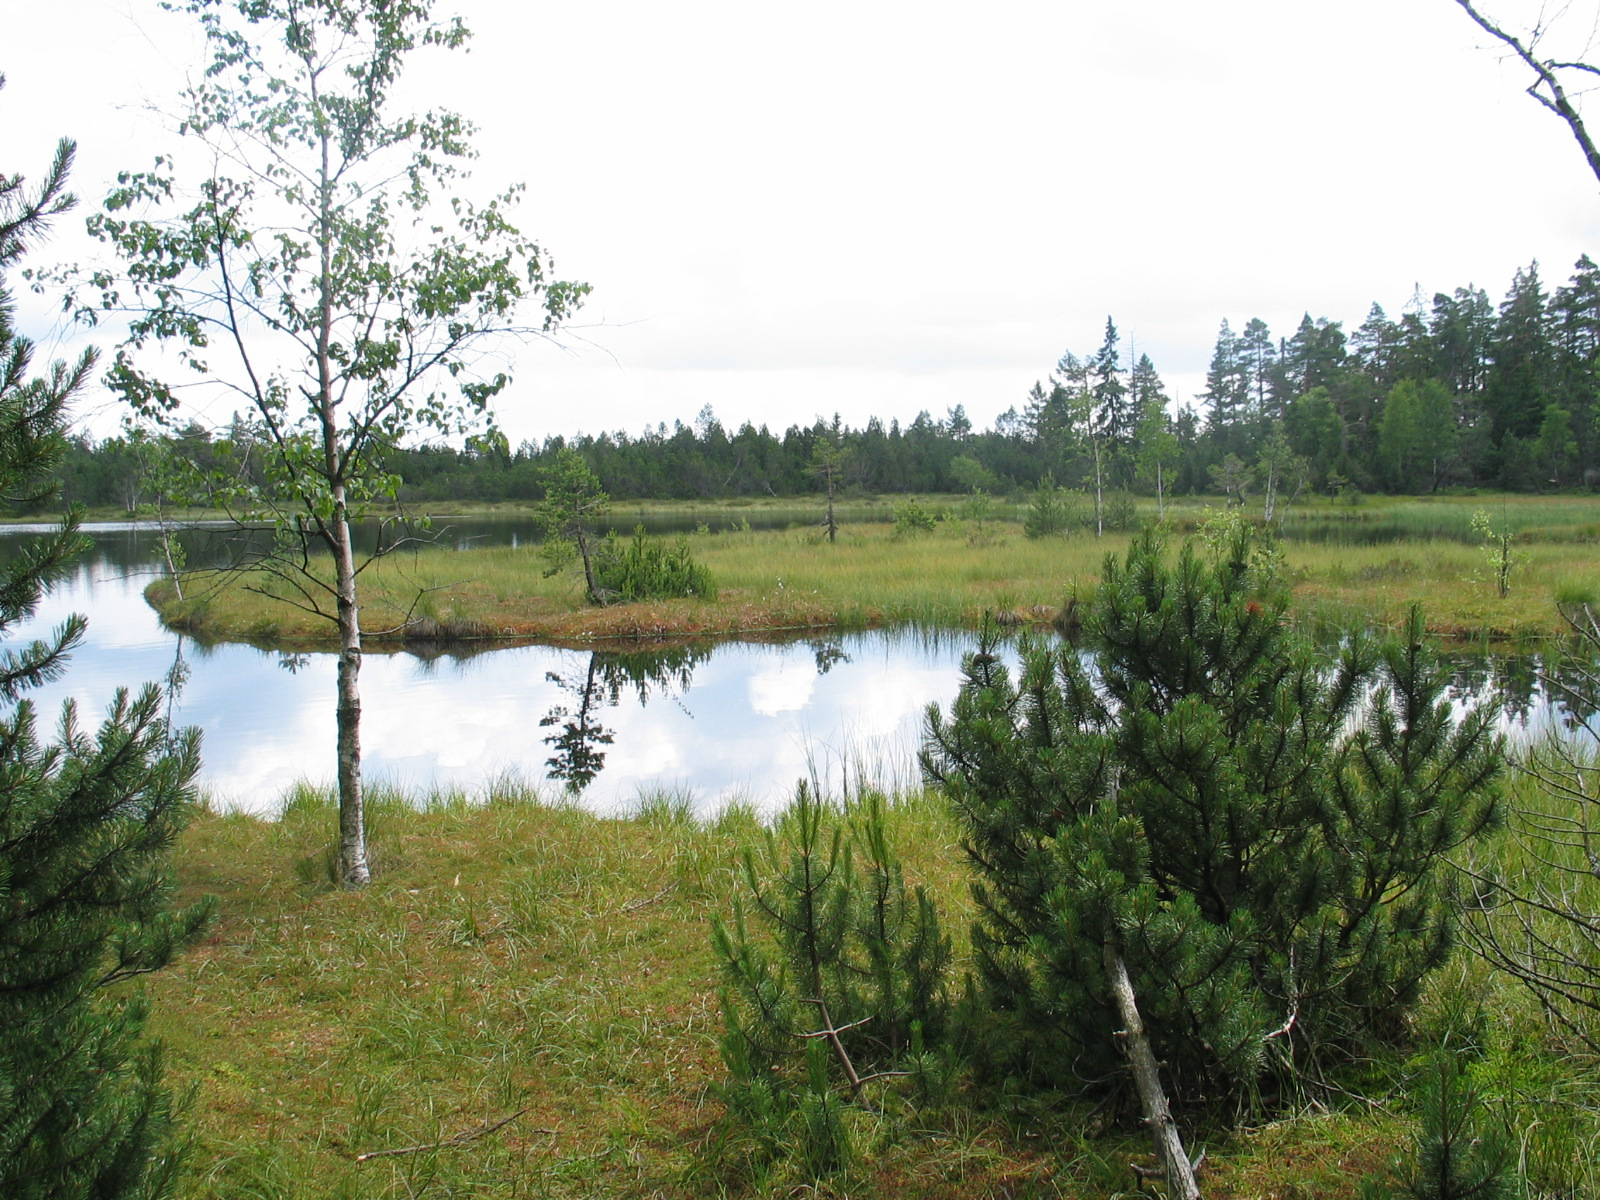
xmin=353 ymin=1109 xmax=539 ymax=1162
xmin=1454 ymin=0 xmax=1600 ymax=184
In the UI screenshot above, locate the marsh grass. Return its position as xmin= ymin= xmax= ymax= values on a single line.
xmin=143 ymin=758 xmax=1600 ymax=1199
xmin=151 ymin=493 xmax=1600 ymax=646
xmin=149 ymin=520 xmax=1118 ymax=646
xmin=155 ymin=779 xmax=1094 ymax=1200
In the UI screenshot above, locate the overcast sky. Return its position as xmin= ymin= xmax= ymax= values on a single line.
xmin=7 ymin=0 xmax=1600 ymax=447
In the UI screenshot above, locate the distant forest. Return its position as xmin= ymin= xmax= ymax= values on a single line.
xmin=58 ymin=256 xmax=1600 ymax=510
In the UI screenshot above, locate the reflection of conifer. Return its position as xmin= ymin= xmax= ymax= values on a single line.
xmin=540 ymin=654 xmax=615 ymax=792
xmin=539 ymin=644 xmax=715 ymax=791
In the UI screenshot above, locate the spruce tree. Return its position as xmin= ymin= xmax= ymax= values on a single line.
xmin=0 ymin=88 xmax=213 ymax=1200
xmin=923 ymin=521 xmax=1503 ymax=1107
xmin=1202 ymin=318 xmax=1248 ymax=452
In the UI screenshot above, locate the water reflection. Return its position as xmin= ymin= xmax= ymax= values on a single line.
xmin=540 ymin=653 xmax=616 ymax=791
xmin=0 ymin=527 xmax=963 ymax=812
xmin=0 ymin=524 xmax=1591 ymax=814
xmin=539 ymin=644 xmax=709 ymax=792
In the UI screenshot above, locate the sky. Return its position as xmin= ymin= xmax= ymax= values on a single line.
xmin=7 ymin=0 xmax=1600 ymax=448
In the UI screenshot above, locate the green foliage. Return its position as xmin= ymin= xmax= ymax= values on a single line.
xmin=1470 ymin=509 xmax=1524 ymax=598
xmin=593 ymin=526 xmax=716 ymax=601
xmin=535 ymin=447 xmax=609 ymax=598
xmin=961 ymin=488 xmax=1000 ymax=544
xmin=1023 ymin=472 xmax=1077 ymax=538
xmin=948 ymin=453 xmax=998 ymax=494
xmin=82 ymin=0 xmax=587 ymax=886
xmin=87 ymin=0 xmax=586 ymax=512
xmin=1361 ymin=1047 xmax=1520 ymax=1200
xmin=923 ymin=525 xmax=1504 ymax=1107
xmin=710 ymin=786 xmax=955 ymax=1182
xmin=1101 ymin=489 xmax=1138 ymax=532
xmin=809 ymin=437 xmax=852 ymax=544
xmin=891 ymin=497 xmax=939 ymax=537
xmin=0 ymin=691 xmax=214 ymax=1200
xmin=1 ymin=108 xmax=213 ymax=1199
xmin=1379 ymin=379 xmax=1459 ymax=494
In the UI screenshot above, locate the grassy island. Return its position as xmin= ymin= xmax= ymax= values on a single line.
xmin=145 ymin=494 xmax=1600 ymax=647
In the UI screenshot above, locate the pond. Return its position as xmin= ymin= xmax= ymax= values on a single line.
xmin=0 ymin=520 xmax=1585 ymax=816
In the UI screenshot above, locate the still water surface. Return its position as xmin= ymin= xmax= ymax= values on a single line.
xmin=0 ymin=520 xmax=1579 ymax=816
xmin=2 ymin=523 xmax=970 ymax=814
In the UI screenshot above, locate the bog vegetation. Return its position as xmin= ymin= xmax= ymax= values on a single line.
xmin=14 ymin=0 xmax=1600 ymax=1192
xmin=95 ymin=516 xmax=1600 ymax=1199
xmin=143 ymin=492 xmax=1600 ymax=646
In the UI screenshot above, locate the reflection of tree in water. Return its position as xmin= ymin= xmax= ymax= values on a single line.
xmin=1444 ymin=652 xmax=1541 ymax=726
xmin=1544 ymin=635 xmax=1600 ymax=732
xmin=810 ymin=638 xmax=850 ymax=675
xmin=539 ymin=653 xmax=616 ymax=792
xmin=539 ymin=642 xmax=716 ymax=793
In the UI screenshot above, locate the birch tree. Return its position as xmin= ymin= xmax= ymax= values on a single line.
xmin=84 ymin=0 xmax=588 ymax=886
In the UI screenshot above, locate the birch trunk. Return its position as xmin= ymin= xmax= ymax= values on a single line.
xmin=1103 ymin=940 xmax=1202 ymax=1200
xmin=1093 ymin=439 xmax=1104 ymax=537
xmin=332 ymin=510 xmax=369 ymax=887
xmin=315 ymin=110 xmax=368 ymax=887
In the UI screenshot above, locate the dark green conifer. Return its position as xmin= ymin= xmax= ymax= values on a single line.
xmin=1361 ymin=1049 xmax=1519 ymax=1200
xmin=923 ymin=521 xmax=1503 ymax=1106
xmin=0 ymin=88 xmax=212 ymax=1200
xmin=711 ymin=786 xmax=952 ymax=1178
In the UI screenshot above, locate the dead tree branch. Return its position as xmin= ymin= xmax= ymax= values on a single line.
xmin=798 ymin=1000 xmax=910 ymax=1097
xmin=1103 ymin=941 xmax=1204 ymax=1200
xmin=353 ymin=1109 xmax=540 ymax=1162
xmin=1453 ymin=0 xmax=1600 ymax=185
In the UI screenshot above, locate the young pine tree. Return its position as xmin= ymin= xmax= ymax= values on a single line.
xmin=1361 ymin=1050 xmax=1520 ymax=1200
xmin=711 ymin=786 xmax=952 ymax=1179
xmin=923 ymin=521 xmax=1503 ymax=1108
xmin=1 ymin=92 xmax=213 ymax=1200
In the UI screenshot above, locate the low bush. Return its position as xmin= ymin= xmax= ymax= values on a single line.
xmin=594 ymin=525 xmax=716 ymax=601
xmin=891 ymin=497 xmax=939 ymax=537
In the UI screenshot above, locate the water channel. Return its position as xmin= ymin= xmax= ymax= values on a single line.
xmin=0 ymin=519 xmax=1584 ymax=816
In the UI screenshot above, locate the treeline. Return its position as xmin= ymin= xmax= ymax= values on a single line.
xmin=58 ymin=256 xmax=1600 ymax=509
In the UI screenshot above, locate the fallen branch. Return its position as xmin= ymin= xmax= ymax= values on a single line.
xmin=354 ymin=1109 xmax=544 ymax=1162
xmin=1104 ymin=942 xmax=1204 ymax=1200
xmin=620 ymin=882 xmax=676 ymax=913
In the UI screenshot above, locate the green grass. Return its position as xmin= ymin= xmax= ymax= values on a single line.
xmin=138 ymin=760 xmax=1600 ymax=1200
xmin=147 ymin=492 xmax=1600 ymax=646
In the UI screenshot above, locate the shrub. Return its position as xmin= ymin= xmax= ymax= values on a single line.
xmin=891 ymin=498 xmax=938 ymax=537
xmin=1023 ymin=472 xmax=1079 ymax=538
xmin=593 ymin=526 xmax=716 ymax=601
xmin=710 ymin=787 xmax=955 ymax=1182
xmin=923 ymin=524 xmax=1504 ymax=1108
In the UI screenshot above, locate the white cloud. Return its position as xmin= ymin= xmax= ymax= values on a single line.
xmin=747 ymin=658 xmax=819 ymax=716
xmin=8 ymin=0 xmax=1599 ymax=447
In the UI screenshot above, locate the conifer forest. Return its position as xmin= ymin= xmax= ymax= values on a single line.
xmin=54 ymin=257 xmax=1600 ymax=511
